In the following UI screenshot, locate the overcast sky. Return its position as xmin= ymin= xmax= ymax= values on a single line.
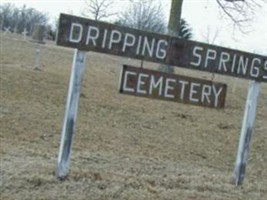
xmin=1 ymin=0 xmax=267 ymax=55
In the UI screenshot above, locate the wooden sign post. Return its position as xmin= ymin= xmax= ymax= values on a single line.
xmin=56 ymin=49 xmax=86 ymax=179
xmin=233 ymin=81 xmax=261 ymax=185
xmin=34 ymin=47 xmax=41 ymax=70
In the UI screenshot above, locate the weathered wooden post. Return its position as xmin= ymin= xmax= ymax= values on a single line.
xmin=34 ymin=47 xmax=41 ymax=70
xmin=56 ymin=49 xmax=86 ymax=179
xmin=233 ymin=80 xmax=261 ymax=185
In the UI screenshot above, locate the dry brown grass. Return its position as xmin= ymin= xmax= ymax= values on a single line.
xmin=0 ymin=33 xmax=267 ymax=200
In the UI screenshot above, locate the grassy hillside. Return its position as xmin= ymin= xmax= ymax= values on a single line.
xmin=1 ymin=33 xmax=267 ymax=200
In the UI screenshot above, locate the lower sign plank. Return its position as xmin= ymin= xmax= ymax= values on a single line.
xmin=119 ymin=65 xmax=227 ymax=108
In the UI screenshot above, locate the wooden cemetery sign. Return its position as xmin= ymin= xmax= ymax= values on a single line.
xmin=56 ymin=14 xmax=266 ymax=184
xmin=57 ymin=14 xmax=267 ymax=82
xmin=119 ymin=65 xmax=227 ymax=108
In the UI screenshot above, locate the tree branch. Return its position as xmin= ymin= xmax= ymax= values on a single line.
xmin=216 ymin=0 xmax=264 ymax=33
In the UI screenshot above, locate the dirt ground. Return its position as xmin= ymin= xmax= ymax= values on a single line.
xmin=0 ymin=33 xmax=267 ymax=200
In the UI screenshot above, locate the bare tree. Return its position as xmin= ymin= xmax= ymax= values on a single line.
xmin=201 ymin=26 xmax=221 ymax=44
xmin=216 ymin=0 xmax=266 ymax=32
xmin=0 ymin=3 xmax=48 ymax=34
xmin=0 ymin=3 xmax=15 ymax=31
xmin=168 ymin=0 xmax=184 ymax=36
xmin=200 ymin=26 xmax=222 ymax=80
xmin=117 ymin=0 xmax=167 ymax=33
xmin=82 ymin=0 xmax=116 ymax=21
xmin=159 ymin=0 xmax=185 ymax=73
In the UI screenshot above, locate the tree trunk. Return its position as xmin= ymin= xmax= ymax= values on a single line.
xmin=159 ymin=0 xmax=183 ymax=73
xmin=168 ymin=0 xmax=183 ymax=36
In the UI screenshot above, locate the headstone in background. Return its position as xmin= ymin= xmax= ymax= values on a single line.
xmin=31 ymin=24 xmax=46 ymax=44
xmin=3 ymin=27 xmax=11 ymax=35
xmin=13 ymin=27 xmax=18 ymax=34
xmin=22 ymin=28 xmax=28 ymax=41
xmin=31 ymin=24 xmax=45 ymax=70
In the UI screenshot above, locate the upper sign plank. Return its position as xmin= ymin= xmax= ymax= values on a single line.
xmin=57 ymin=14 xmax=267 ymax=83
